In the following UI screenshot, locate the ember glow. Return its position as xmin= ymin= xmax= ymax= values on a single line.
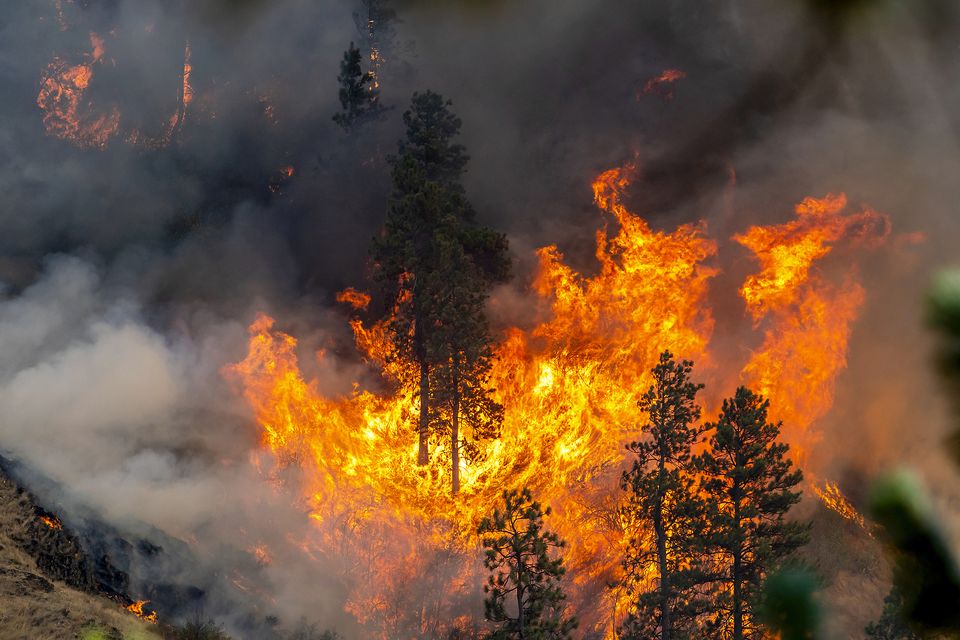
xmin=36 ymin=32 xmax=120 ymax=149
xmin=639 ymin=69 xmax=686 ymax=100
xmin=226 ymin=163 xmax=890 ymax=637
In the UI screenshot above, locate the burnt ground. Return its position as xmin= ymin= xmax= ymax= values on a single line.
xmin=0 ymin=466 xmax=161 ymax=639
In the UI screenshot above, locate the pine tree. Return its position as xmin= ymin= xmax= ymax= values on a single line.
xmin=620 ymin=352 xmax=709 ymax=640
xmin=478 ymin=488 xmax=577 ymax=640
xmin=371 ymin=91 xmax=509 ymax=475
xmin=693 ymin=387 xmax=808 ymax=640
xmin=353 ymin=0 xmax=397 ymax=90
xmin=426 ymin=222 xmax=506 ymax=494
xmin=332 ymin=42 xmax=381 ymax=131
xmin=865 ymin=587 xmax=920 ymax=640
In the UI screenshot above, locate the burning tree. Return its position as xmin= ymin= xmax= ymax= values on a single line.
xmin=426 ymin=224 xmax=506 ymax=494
xmin=371 ymin=91 xmax=510 ymax=477
xmin=478 ymin=488 xmax=577 ymax=640
xmin=620 ymin=351 xmax=709 ymax=640
xmin=332 ymin=42 xmax=382 ymax=132
xmin=693 ymin=387 xmax=809 ymax=640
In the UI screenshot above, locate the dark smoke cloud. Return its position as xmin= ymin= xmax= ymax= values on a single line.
xmin=1 ymin=0 xmax=960 ymax=636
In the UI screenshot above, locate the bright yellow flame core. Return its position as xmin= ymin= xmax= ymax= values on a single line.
xmin=225 ymin=165 xmax=889 ymax=637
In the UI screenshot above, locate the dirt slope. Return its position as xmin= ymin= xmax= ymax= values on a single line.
xmin=0 ymin=471 xmax=160 ymax=640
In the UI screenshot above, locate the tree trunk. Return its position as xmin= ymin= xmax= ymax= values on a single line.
xmin=656 ymin=459 xmax=671 ymax=640
xmin=415 ymin=308 xmax=429 ymax=466
xmin=451 ymin=368 xmax=460 ymax=495
xmin=418 ymin=359 xmax=429 ymax=464
xmin=516 ymin=546 xmax=526 ymax=639
xmin=732 ymin=496 xmax=743 ymax=640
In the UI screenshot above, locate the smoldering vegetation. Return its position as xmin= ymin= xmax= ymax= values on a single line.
xmin=1 ymin=0 xmax=959 ymax=636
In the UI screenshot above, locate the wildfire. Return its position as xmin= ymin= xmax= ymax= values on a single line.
xmin=639 ymin=68 xmax=686 ymax=100
xmin=226 ymin=163 xmax=889 ymax=637
xmin=125 ymin=600 xmax=158 ymax=624
xmin=737 ymin=193 xmax=890 ymax=464
xmin=38 ymin=514 xmax=62 ymax=530
xmin=36 ymin=32 xmax=120 ymax=149
xmin=126 ymin=41 xmax=194 ymax=149
xmin=812 ymin=481 xmax=869 ymax=532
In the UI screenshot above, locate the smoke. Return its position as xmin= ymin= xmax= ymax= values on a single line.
xmin=1 ymin=0 xmax=960 ymax=636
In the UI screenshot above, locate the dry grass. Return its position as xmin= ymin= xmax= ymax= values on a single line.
xmin=0 ymin=473 xmax=161 ymax=640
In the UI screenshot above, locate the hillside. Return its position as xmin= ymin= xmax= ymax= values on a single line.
xmin=0 ymin=470 xmax=161 ymax=640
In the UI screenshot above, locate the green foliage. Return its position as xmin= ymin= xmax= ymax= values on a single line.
xmin=694 ymin=387 xmax=808 ymax=639
xmin=79 ymin=626 xmax=123 ymax=640
xmin=619 ymin=352 xmax=709 ymax=640
xmin=371 ymin=91 xmax=510 ymax=485
xmin=864 ymin=586 xmax=920 ymax=639
xmin=868 ymin=470 xmax=960 ymax=634
xmin=757 ymin=568 xmax=821 ymax=640
xmin=926 ymin=269 xmax=960 ymax=339
xmin=394 ymin=91 xmax=469 ymax=186
xmin=332 ymin=42 xmax=382 ymax=132
xmin=478 ymin=488 xmax=577 ymax=640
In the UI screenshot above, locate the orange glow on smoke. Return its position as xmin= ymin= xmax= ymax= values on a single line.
xmin=225 ymin=164 xmax=889 ymax=637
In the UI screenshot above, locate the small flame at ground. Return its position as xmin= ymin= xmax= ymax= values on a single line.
xmin=125 ymin=600 xmax=158 ymax=624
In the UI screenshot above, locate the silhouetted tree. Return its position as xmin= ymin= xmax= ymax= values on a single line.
xmin=694 ymin=387 xmax=808 ymax=639
xmin=864 ymin=586 xmax=920 ymax=640
xmin=427 ymin=220 xmax=506 ymax=493
xmin=371 ymin=91 xmax=509 ymax=478
xmin=478 ymin=488 xmax=577 ymax=640
xmin=353 ymin=0 xmax=397 ymax=88
xmin=620 ymin=352 xmax=709 ymax=640
xmin=332 ymin=42 xmax=381 ymax=131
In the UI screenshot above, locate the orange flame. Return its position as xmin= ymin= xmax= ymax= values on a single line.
xmin=812 ymin=481 xmax=869 ymax=532
xmin=36 ymin=32 xmax=120 ymax=149
xmin=639 ymin=69 xmax=686 ymax=100
xmin=226 ymin=164 xmax=888 ymax=637
xmin=38 ymin=515 xmax=62 ymax=530
xmin=125 ymin=600 xmax=158 ymax=624
xmin=737 ymin=194 xmax=890 ymax=463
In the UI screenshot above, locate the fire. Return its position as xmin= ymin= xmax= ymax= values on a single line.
xmin=737 ymin=193 xmax=890 ymax=463
xmin=126 ymin=41 xmax=193 ymax=149
xmin=250 ymin=544 xmax=272 ymax=565
xmin=812 ymin=481 xmax=869 ymax=532
xmin=38 ymin=514 xmax=62 ymax=530
xmin=36 ymin=32 xmax=120 ymax=149
xmin=226 ymin=163 xmax=889 ymax=637
xmin=639 ymin=69 xmax=686 ymax=100
xmin=336 ymin=287 xmax=371 ymax=311
xmin=125 ymin=600 xmax=158 ymax=624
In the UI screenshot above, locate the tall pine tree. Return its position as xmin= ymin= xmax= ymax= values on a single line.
xmin=332 ymin=42 xmax=382 ymax=131
xmin=427 ymin=220 xmax=506 ymax=494
xmin=620 ymin=352 xmax=709 ymax=640
xmin=694 ymin=387 xmax=808 ymax=640
xmin=371 ymin=91 xmax=509 ymax=482
xmin=478 ymin=488 xmax=577 ymax=640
